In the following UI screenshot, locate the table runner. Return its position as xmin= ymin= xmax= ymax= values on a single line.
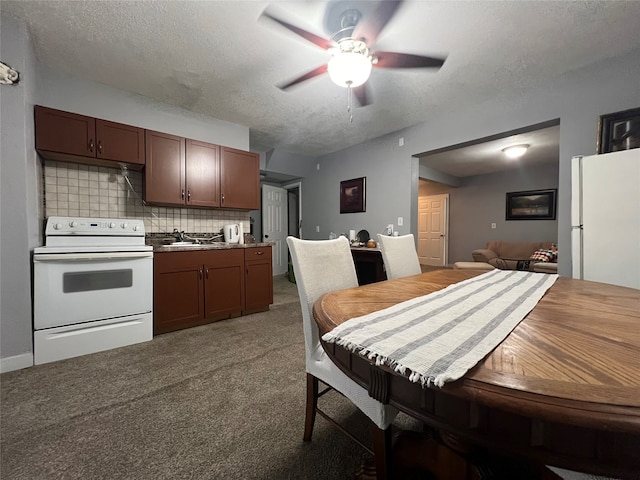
xmin=322 ymin=270 xmax=558 ymax=387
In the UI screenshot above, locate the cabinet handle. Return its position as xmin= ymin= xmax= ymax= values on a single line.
xmin=205 ymin=269 xmax=209 ymax=280
xmin=97 ymin=140 xmax=103 ymax=154
xmin=187 ymin=190 xmax=191 ymax=201
xmin=221 ymin=193 xmax=225 ymax=205
xmin=255 ymin=251 xmax=264 ymax=255
xmin=199 ymin=268 xmax=203 ymax=279
xmin=181 ymin=189 xmax=185 ymax=200
xmin=88 ymin=139 xmax=94 ymax=153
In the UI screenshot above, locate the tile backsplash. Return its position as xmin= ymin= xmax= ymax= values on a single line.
xmin=43 ymin=161 xmax=250 ymax=235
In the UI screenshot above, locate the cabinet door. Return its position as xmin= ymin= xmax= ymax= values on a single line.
xmin=220 ymin=147 xmax=260 ymax=210
xmin=145 ymin=130 xmax=185 ymax=206
xmin=96 ymin=119 xmax=145 ymax=165
xmin=203 ymin=249 xmax=245 ymax=320
xmin=185 ymin=139 xmax=220 ymax=208
xmin=35 ymin=105 xmax=95 ymax=157
xmin=244 ymin=247 xmax=273 ymax=314
xmin=154 ymin=252 xmax=204 ymax=335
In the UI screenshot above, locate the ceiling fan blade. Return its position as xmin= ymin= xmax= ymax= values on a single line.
xmin=353 ymin=85 xmax=371 ymax=107
xmin=374 ymin=52 xmax=446 ymax=69
xmin=261 ymin=11 xmax=333 ymax=50
xmin=278 ymin=64 xmax=328 ymax=90
xmin=352 ymin=0 xmax=404 ymax=46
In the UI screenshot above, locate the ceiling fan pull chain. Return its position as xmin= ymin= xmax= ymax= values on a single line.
xmin=347 ymin=82 xmax=354 ymax=123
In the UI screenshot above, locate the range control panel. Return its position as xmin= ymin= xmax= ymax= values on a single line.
xmin=45 ymin=217 xmax=146 ymax=236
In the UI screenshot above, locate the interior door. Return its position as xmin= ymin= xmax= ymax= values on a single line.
xmin=418 ymin=194 xmax=449 ymax=266
xmin=262 ymin=184 xmax=288 ymax=276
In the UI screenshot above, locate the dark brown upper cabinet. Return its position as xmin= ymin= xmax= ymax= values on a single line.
xmin=186 ymin=139 xmax=220 ymax=208
xmin=144 ymin=132 xmax=221 ymax=208
xmin=34 ymin=105 xmax=144 ymax=167
xmin=144 ymin=130 xmax=186 ymax=206
xmin=220 ymin=146 xmax=260 ymax=210
xmin=145 ymin=134 xmax=258 ymax=210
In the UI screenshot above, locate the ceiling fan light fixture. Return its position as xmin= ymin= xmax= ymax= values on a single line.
xmin=327 ymin=40 xmax=372 ymax=88
xmin=502 ymin=144 xmax=529 ymax=159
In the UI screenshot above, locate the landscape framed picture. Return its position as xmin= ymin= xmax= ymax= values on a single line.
xmin=340 ymin=177 xmax=366 ymax=214
xmin=506 ymin=189 xmax=557 ymax=220
xmin=597 ymin=107 xmax=640 ymax=154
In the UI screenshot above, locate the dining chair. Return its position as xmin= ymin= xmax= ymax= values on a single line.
xmin=286 ymin=236 xmax=398 ymax=479
xmin=377 ymin=233 xmax=422 ymax=279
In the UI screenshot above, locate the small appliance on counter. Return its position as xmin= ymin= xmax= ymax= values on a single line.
xmin=223 ymin=223 xmax=243 ymax=244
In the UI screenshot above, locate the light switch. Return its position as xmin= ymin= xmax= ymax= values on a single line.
xmin=397 ymin=217 xmax=404 ymax=226
xmin=491 ymin=223 xmax=496 ymax=229
xmin=316 ymin=225 xmax=320 ymax=233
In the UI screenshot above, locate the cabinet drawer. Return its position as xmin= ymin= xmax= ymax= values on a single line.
xmin=245 ymin=246 xmax=272 ymax=260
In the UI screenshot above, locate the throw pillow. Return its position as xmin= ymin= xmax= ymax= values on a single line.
xmin=530 ymin=249 xmax=557 ymax=263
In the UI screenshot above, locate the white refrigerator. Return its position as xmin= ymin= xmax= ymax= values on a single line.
xmin=571 ymin=149 xmax=640 ymax=289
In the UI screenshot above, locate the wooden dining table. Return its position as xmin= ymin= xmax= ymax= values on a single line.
xmin=313 ymin=270 xmax=640 ymax=479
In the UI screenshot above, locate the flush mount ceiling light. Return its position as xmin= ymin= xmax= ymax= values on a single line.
xmin=502 ymin=144 xmax=529 ymax=159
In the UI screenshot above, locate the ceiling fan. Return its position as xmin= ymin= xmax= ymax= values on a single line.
xmin=261 ymin=0 xmax=446 ymax=112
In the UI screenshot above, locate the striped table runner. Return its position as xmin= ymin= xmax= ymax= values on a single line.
xmin=322 ymin=270 xmax=558 ymax=387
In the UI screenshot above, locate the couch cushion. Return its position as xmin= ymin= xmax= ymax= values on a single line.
xmin=530 ymin=249 xmax=557 ymax=263
xmin=486 ymin=240 xmax=553 ymax=259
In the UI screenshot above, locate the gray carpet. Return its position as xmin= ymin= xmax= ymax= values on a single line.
xmin=1 ymin=276 xmax=393 ymax=480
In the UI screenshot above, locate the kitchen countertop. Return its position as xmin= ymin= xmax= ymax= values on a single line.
xmin=151 ymin=242 xmax=273 ymax=253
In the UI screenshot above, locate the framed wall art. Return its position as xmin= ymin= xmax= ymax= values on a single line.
xmin=597 ymin=107 xmax=640 ymax=154
xmin=506 ymin=189 xmax=557 ymax=221
xmin=340 ymin=177 xmax=366 ymax=214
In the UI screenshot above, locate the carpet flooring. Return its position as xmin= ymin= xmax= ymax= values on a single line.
xmin=1 ymin=276 xmax=403 ymax=480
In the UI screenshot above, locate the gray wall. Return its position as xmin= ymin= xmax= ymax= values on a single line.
xmin=302 ymin=133 xmax=413 ymax=240
xmin=36 ymin=64 xmax=249 ymax=150
xmin=301 ymin=48 xmax=640 ymax=276
xmin=1 ymin=12 xmax=40 ymax=370
xmin=440 ymin=163 xmax=559 ymax=263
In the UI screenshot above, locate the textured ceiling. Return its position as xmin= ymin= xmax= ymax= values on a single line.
xmin=420 ymin=124 xmax=560 ymax=178
xmin=3 ymin=0 xmax=640 ymax=160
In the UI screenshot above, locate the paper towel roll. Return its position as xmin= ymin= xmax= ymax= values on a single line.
xmin=239 ymin=222 xmax=244 ymax=244
xmin=349 ymin=230 xmax=356 ymax=241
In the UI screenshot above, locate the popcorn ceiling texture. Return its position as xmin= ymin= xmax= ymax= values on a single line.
xmin=43 ymin=161 xmax=250 ymax=235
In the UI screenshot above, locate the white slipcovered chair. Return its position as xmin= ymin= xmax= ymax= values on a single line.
xmin=377 ymin=233 xmax=422 ymax=280
xmin=286 ymin=236 xmax=398 ymax=479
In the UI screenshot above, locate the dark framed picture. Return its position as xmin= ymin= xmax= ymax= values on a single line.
xmin=506 ymin=189 xmax=557 ymax=221
xmin=597 ymin=107 xmax=640 ymax=154
xmin=340 ymin=177 xmax=366 ymax=214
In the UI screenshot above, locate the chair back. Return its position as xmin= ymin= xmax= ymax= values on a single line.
xmin=286 ymin=236 xmax=359 ymax=366
xmin=377 ymin=233 xmax=422 ymax=279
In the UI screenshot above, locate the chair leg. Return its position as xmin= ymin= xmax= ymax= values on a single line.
xmin=303 ymin=373 xmax=318 ymax=441
xmin=372 ymin=425 xmax=393 ymax=480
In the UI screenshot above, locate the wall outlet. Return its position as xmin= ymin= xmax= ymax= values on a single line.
xmin=316 ymin=225 xmax=320 ymax=232
xmin=397 ymin=217 xmax=403 ymax=226
xmin=491 ymin=223 xmax=496 ymax=229
xmin=398 ymin=137 xmax=404 ymax=147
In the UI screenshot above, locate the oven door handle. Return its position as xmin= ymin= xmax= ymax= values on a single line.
xmin=34 ymin=252 xmax=154 ymax=262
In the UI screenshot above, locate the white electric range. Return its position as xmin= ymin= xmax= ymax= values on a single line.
xmin=33 ymin=216 xmax=153 ymax=364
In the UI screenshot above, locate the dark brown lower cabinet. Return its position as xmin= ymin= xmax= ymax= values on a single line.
xmin=243 ymin=246 xmax=273 ymax=314
xmin=154 ymin=249 xmax=244 ymax=335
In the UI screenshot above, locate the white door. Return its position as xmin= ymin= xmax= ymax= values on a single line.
xmin=262 ymin=184 xmax=288 ymax=276
xmin=418 ymin=194 xmax=448 ymax=266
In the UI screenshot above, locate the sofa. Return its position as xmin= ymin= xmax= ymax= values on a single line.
xmin=472 ymin=240 xmax=558 ymax=273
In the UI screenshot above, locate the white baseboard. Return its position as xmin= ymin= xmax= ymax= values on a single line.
xmin=0 ymin=353 xmax=34 ymax=373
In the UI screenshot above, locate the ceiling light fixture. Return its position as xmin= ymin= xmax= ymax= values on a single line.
xmin=502 ymin=144 xmax=529 ymax=159
xmin=328 ymin=39 xmax=374 ymax=123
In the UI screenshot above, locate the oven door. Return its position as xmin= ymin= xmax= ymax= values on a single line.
xmin=34 ymin=251 xmax=153 ymax=330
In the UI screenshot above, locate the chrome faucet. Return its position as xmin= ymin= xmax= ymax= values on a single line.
xmin=173 ymin=228 xmax=185 ymax=242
